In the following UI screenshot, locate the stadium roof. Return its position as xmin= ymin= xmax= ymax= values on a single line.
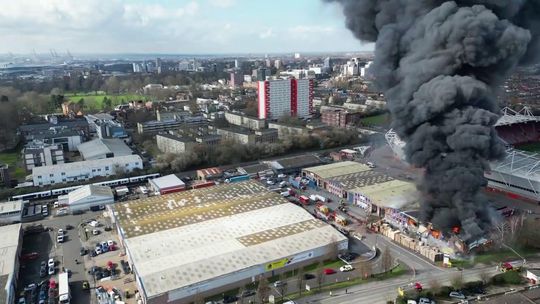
xmin=349 ymin=180 xmax=419 ymax=210
xmin=490 ymin=148 xmax=540 ymax=181
xmin=302 ymin=161 xmax=371 ymax=179
xmin=495 ymin=107 xmax=539 ymax=127
xmin=77 ymin=138 xmax=133 ymax=160
xmin=114 ymin=181 xmax=346 ymax=299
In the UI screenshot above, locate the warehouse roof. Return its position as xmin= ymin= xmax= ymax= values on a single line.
xmin=68 ymin=185 xmax=114 ymax=204
xmin=77 ymin=138 xmax=132 ymax=160
xmin=149 ymin=174 xmax=185 ymax=190
xmin=238 ymin=163 xmax=272 ymax=175
xmin=0 ymin=223 xmax=22 ymax=301
xmin=114 ymin=181 xmax=346 ymax=298
xmin=32 ymin=154 xmax=142 ymax=176
xmin=270 ymin=154 xmax=323 ymax=170
xmin=328 ymin=171 xmax=394 ymax=190
xmin=303 ymin=161 xmax=371 ymax=179
xmin=0 ymin=200 xmax=23 ymax=214
xmin=350 ymin=180 xmax=419 ymax=210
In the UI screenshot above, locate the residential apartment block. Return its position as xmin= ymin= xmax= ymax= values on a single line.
xmin=258 ymin=79 xmax=313 ymax=119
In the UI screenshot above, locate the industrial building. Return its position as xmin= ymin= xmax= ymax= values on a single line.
xmin=77 ymin=138 xmax=133 ymax=160
xmin=32 ymin=155 xmax=143 ymax=186
xmin=258 ymin=79 xmax=314 ymax=119
xmin=267 ymin=154 xmax=323 ymax=175
xmin=0 ymin=200 xmax=23 ymax=224
xmin=302 ymin=161 xmax=419 ymax=214
xmin=148 ymin=174 xmax=186 ymax=195
xmin=0 ymin=223 xmax=22 ymax=304
xmin=58 ymin=185 xmax=114 ymax=211
xmin=113 ymin=181 xmax=347 ymax=304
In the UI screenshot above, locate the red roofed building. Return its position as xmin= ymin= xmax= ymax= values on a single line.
xmin=196 ymin=167 xmax=223 ymax=182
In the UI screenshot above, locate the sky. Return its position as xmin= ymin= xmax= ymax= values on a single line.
xmin=0 ymin=0 xmax=373 ymax=55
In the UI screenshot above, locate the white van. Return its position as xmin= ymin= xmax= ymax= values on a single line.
xmin=57 ymin=234 xmax=64 ymax=243
xmin=139 ymin=186 xmax=149 ymax=194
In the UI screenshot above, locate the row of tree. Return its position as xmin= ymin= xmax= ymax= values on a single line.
xmin=154 ymin=129 xmax=362 ymax=172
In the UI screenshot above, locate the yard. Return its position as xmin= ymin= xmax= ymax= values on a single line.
xmin=65 ymin=92 xmax=147 ymax=110
xmin=0 ymin=151 xmax=26 ymax=180
xmin=359 ymin=113 xmax=390 ymax=127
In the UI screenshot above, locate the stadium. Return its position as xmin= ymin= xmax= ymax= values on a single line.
xmin=386 ymin=106 xmax=540 ymax=203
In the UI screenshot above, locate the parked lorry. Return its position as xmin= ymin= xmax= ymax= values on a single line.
xmin=309 ymin=194 xmax=327 ymax=203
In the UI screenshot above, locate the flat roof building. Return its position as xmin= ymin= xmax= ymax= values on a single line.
xmin=0 ymin=224 xmax=22 ymax=304
xmin=267 ymin=154 xmax=323 ymax=174
xmin=32 ymin=155 xmax=143 ymax=186
xmin=0 ymin=200 xmax=23 ymax=225
xmin=61 ymin=185 xmax=114 ymax=211
xmin=113 ymin=181 xmax=347 ymax=304
xmin=149 ymin=174 xmax=186 ymax=195
xmin=77 ymin=138 xmax=133 ymax=160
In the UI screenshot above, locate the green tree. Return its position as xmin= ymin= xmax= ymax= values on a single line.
xmin=77 ymin=98 xmax=86 ymax=110
xmin=102 ymin=96 xmax=112 ymax=109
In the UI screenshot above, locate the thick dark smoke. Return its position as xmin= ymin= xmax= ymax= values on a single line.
xmin=327 ymin=0 xmax=540 ymax=240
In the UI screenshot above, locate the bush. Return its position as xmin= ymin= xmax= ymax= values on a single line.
xmin=491 ymin=271 xmax=524 ymax=285
xmin=464 ymin=280 xmax=485 ymax=290
xmin=436 ymin=286 xmax=453 ymax=297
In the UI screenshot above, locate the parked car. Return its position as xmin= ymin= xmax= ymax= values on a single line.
xmin=18 ymin=298 xmax=26 ymax=304
xmin=107 ymin=240 xmax=115 ymax=247
xmin=273 ymin=280 xmax=286 ymax=287
xmin=339 ymin=265 xmax=354 ymax=272
xmin=65 ymin=224 xmax=74 ymax=230
xmin=240 ymin=289 xmax=256 ymax=298
xmin=88 ymin=220 xmax=99 ymax=227
xmin=303 ymin=273 xmax=316 ymax=280
xmin=57 ymin=229 xmax=63 ymax=235
xmin=92 ymin=229 xmax=100 ymax=235
xmin=48 ymin=266 xmax=55 ymax=275
xmin=47 ymin=258 xmax=55 ymax=268
xmin=323 ymin=268 xmax=336 ymax=275
xmin=39 ymin=265 xmax=47 ymax=278
xmin=95 ymin=247 xmax=102 ymax=255
xmin=82 ymin=281 xmax=89 ymax=291
xmin=223 ymin=295 xmax=238 ymax=303
xmin=56 ymin=235 xmax=64 ymax=243
xmin=418 ymin=298 xmax=435 ymax=304
xmin=449 ymin=291 xmax=465 ymax=299
xmin=80 ymin=247 xmax=87 ymax=256
xmin=42 ymin=206 xmax=49 ymax=216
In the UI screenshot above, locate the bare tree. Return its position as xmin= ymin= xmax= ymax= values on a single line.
xmin=296 ymin=267 xmax=304 ymax=296
xmin=257 ymin=276 xmax=270 ymax=304
xmin=428 ymin=278 xmax=441 ymax=294
xmin=508 ymin=213 xmax=525 ymax=243
xmin=451 ymin=274 xmax=464 ymax=290
xmin=316 ymin=262 xmax=325 ymax=291
xmin=356 ymin=260 xmax=373 ymax=280
xmin=381 ymin=245 xmax=394 ymax=273
xmin=479 ymin=270 xmax=490 ymax=286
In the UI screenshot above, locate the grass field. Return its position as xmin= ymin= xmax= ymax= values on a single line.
xmin=65 ymin=92 xmax=147 ymax=110
xmin=360 ymin=113 xmax=390 ymax=127
xmin=0 ymin=151 xmax=26 ymax=179
xmin=516 ymin=142 xmax=540 ymax=153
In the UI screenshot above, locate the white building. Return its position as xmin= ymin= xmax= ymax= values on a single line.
xmin=77 ymin=138 xmax=133 ymax=160
xmin=32 ymin=155 xmax=143 ymax=186
xmin=258 ymin=79 xmax=313 ymax=119
xmin=0 ymin=224 xmax=22 ymax=304
xmin=60 ymin=185 xmax=114 ymax=211
xmin=0 ymin=200 xmax=23 ymax=224
xmin=22 ymin=143 xmax=65 ymax=171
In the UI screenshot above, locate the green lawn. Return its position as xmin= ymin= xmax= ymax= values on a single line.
xmin=65 ymin=92 xmax=148 ymax=110
xmin=0 ymin=151 xmax=26 ymax=180
xmin=360 ymin=113 xmax=390 ymax=127
xmin=517 ymin=142 xmax=540 ymax=153
xmin=451 ymin=247 xmax=538 ymax=268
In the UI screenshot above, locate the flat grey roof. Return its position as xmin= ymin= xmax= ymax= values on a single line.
xmin=149 ymin=174 xmax=185 ymax=190
xmin=77 ymin=138 xmax=132 ymax=160
xmin=0 ymin=200 xmax=23 ymax=214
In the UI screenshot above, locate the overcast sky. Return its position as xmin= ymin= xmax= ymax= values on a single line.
xmin=0 ymin=0 xmax=373 ymax=55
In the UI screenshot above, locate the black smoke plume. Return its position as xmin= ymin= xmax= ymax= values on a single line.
xmin=327 ymin=0 xmax=540 ymax=239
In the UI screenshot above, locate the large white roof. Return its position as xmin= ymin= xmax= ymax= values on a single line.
xmin=68 ymin=185 xmax=113 ymax=204
xmin=77 ymin=138 xmax=132 ymax=160
xmin=0 ymin=224 xmax=21 ymax=276
xmin=115 ymin=181 xmax=346 ymax=298
xmin=149 ymin=174 xmax=185 ymax=190
xmin=490 ymin=148 xmax=540 ymax=181
xmin=0 ymin=200 xmax=22 ymax=215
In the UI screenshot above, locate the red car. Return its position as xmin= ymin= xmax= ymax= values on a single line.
xmin=21 ymin=252 xmax=39 ymax=261
xmin=323 ymin=268 xmax=336 ymax=275
xmin=414 ymin=282 xmax=423 ymax=291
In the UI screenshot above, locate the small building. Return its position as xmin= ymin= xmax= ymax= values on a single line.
xmin=156 ymin=134 xmax=197 ymax=154
xmin=149 ymin=174 xmax=186 ymax=195
xmin=321 ymin=107 xmax=362 ymax=128
xmin=340 ymin=149 xmax=359 ymax=159
xmin=24 ymin=129 xmax=83 ymax=152
xmin=77 ymin=138 xmax=133 ymax=160
xmin=62 ymin=185 xmax=114 ymax=211
xmin=197 ymin=167 xmax=222 ymax=181
xmin=0 ymin=223 xmax=22 ymax=304
xmin=0 ymin=200 xmax=23 ymax=224
xmin=349 ymin=180 xmax=419 ymax=215
xmin=224 ymin=112 xmax=266 ymax=130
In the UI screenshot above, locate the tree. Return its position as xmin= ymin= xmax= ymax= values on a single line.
xmin=102 ymin=96 xmax=112 ymax=109
xmin=381 ymin=245 xmax=394 ymax=273
xmin=356 ymin=260 xmax=373 ymax=280
xmin=256 ymin=275 xmax=270 ymax=304
xmin=296 ymin=267 xmax=304 ymax=296
xmin=428 ymin=278 xmax=441 ymax=294
xmin=77 ymin=98 xmax=86 ymax=110
xmin=316 ymin=262 xmax=325 ymax=291
xmin=479 ymin=270 xmax=490 ymax=286
xmin=451 ymin=274 xmax=464 ymax=290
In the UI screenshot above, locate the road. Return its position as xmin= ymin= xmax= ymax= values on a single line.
xmin=296 ymin=265 xmax=499 ymax=304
